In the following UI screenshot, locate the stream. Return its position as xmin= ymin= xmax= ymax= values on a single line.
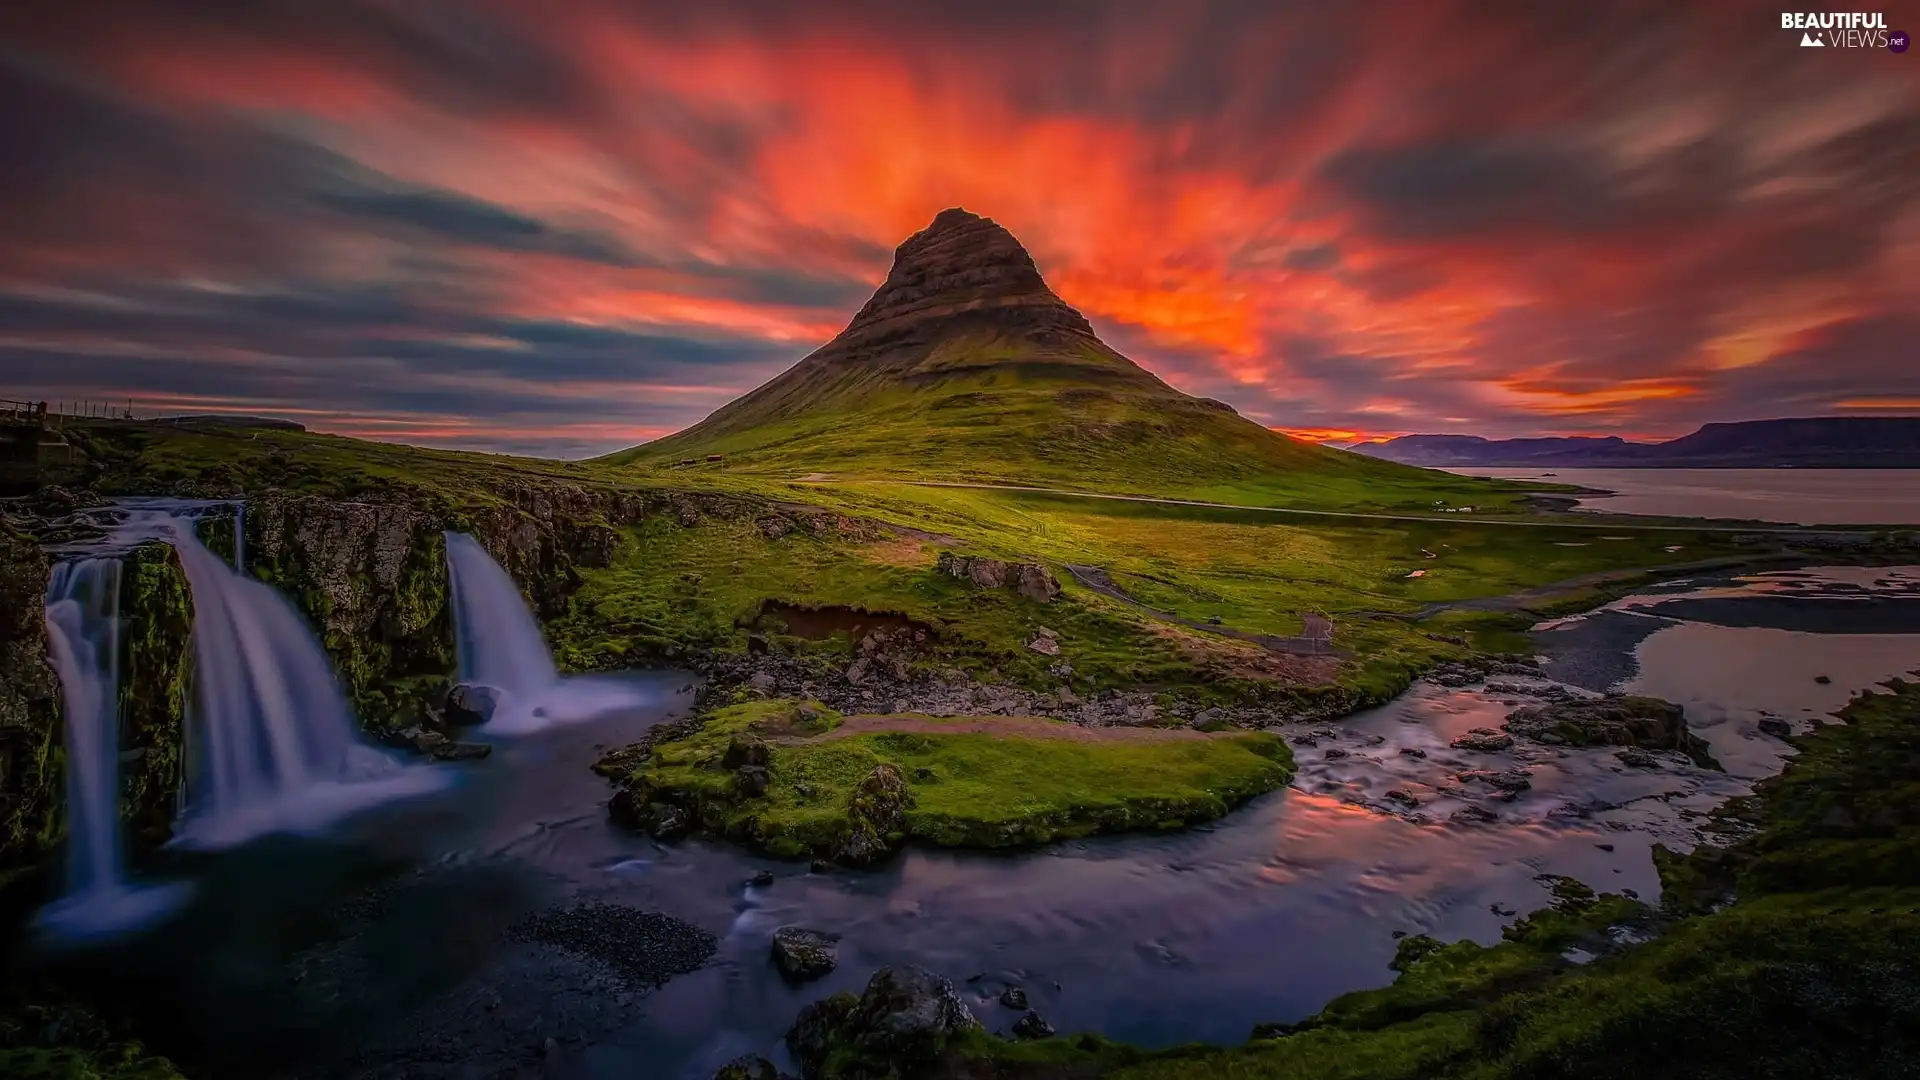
xmin=24 ymin=549 xmax=1920 ymax=1079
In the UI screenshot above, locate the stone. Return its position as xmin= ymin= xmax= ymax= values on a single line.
xmin=1616 ymin=747 xmax=1660 ymax=769
xmin=735 ymin=764 xmax=771 ymax=798
xmin=1451 ymin=805 xmax=1499 ymax=825
xmin=1014 ymin=563 xmax=1062 ymax=603
xmin=1503 ymin=694 xmax=1713 ymax=767
xmin=750 ymin=870 xmax=776 ymax=888
xmin=1385 ymin=789 xmax=1420 ymax=807
xmin=724 ymin=734 xmax=771 ymax=769
xmin=1757 ymin=716 xmax=1793 ymax=740
xmin=1399 ymin=747 xmax=1428 ymax=758
xmin=1323 ymin=747 xmax=1350 ymax=760
xmin=999 ymin=986 xmax=1029 ymax=1010
xmin=771 ymin=926 xmax=841 ymax=981
xmin=443 ymin=683 xmax=500 ymax=726
xmin=1450 ymin=728 xmax=1514 ymax=752
xmin=1814 ymin=675 xmax=1832 ymax=684
xmin=834 ymin=763 xmax=911 ymax=866
xmin=1013 ymin=1011 xmax=1055 ymax=1039
xmin=786 ymin=965 xmax=981 ymax=1077
xmin=756 ymin=518 xmax=791 ymax=540
xmin=1027 ymin=632 xmax=1061 ymax=656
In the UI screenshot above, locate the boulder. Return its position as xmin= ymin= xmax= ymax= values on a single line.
xmin=998 ymin=986 xmax=1029 ymax=1010
xmin=935 ymin=552 xmax=1060 ymax=603
xmin=724 ymin=734 xmax=771 ymax=769
xmin=1012 ymin=1011 xmax=1055 ymax=1039
xmin=834 ymin=763 xmax=911 ymax=866
xmin=444 ymin=683 xmax=501 ymax=726
xmin=786 ymin=966 xmax=980 ymax=1077
xmin=1757 ymin=716 xmax=1793 ymax=740
xmin=1503 ymin=695 xmax=1715 ymax=767
xmin=735 ymin=764 xmax=771 ymax=798
xmin=771 ymin=926 xmax=842 ymax=981
xmin=1014 ymin=563 xmax=1061 ymax=603
xmin=1026 ymin=630 xmax=1061 ymax=656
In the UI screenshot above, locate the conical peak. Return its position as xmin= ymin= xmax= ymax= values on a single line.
xmin=836 ymin=208 xmax=1094 ymax=346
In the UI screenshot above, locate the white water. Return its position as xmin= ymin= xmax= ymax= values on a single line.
xmin=47 ymin=500 xmax=445 ymax=856
xmin=36 ymin=558 xmax=190 ymax=939
xmin=443 ymin=530 xmax=652 ymax=734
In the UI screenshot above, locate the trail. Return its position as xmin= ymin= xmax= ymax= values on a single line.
xmin=795 ymin=478 xmax=1878 ymax=535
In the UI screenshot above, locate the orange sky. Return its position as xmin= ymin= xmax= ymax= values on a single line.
xmin=2 ymin=0 xmax=1916 ymax=456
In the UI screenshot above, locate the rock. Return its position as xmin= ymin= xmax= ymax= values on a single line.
xmin=713 ymin=1055 xmax=784 ymax=1080
xmin=1814 ymin=675 xmax=1832 ymax=684
xmin=1616 ymin=747 xmax=1660 ymax=769
xmin=747 ymin=670 xmax=777 ymax=692
xmin=757 ymin=518 xmax=791 ymax=540
xmin=1450 ymin=728 xmax=1514 ymax=752
xmin=999 ymin=986 xmax=1029 ymax=1009
xmin=1504 ymin=695 xmax=1714 ymax=767
xmin=1323 ymin=747 xmax=1349 ymax=760
xmin=835 ymin=763 xmax=911 ymax=866
xmin=1013 ymin=1011 xmax=1055 ymax=1039
xmin=786 ymin=965 xmax=980 ymax=1077
xmin=724 ymin=734 xmax=771 ymax=769
xmin=735 ymin=765 xmax=771 ymax=798
xmin=1399 ymin=747 xmax=1428 ymax=758
xmin=1451 ymin=805 xmax=1499 ymax=825
xmin=1385 ymin=789 xmax=1420 ymax=807
xmin=1757 ymin=716 xmax=1793 ymax=740
xmin=771 ymin=926 xmax=841 ymax=981
xmin=750 ymin=870 xmax=776 ymax=888
xmin=444 ymin=683 xmax=500 ymax=726
xmin=609 ymin=790 xmax=691 ymax=840
xmin=1015 ymin=563 xmax=1062 ymax=603
xmin=1026 ymin=632 xmax=1061 ymax=656
xmin=809 ymin=859 xmax=834 ymax=874
xmin=390 ymin=726 xmax=492 ymax=761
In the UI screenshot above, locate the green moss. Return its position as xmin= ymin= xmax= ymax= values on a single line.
xmin=615 ymin=700 xmax=1294 ymax=860
xmin=118 ymin=544 xmax=190 ymax=839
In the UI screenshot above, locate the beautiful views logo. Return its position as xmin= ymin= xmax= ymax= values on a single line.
xmin=1781 ymin=11 xmax=1905 ymax=48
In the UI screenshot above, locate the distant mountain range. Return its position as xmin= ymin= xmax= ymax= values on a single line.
xmin=1346 ymin=418 xmax=1920 ymax=469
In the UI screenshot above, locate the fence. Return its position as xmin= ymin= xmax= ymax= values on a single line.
xmin=0 ymin=398 xmax=146 ymax=428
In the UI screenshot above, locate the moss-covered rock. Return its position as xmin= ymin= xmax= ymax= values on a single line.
xmin=1502 ymin=694 xmax=1718 ymax=768
xmin=0 ymin=515 xmax=60 ymax=869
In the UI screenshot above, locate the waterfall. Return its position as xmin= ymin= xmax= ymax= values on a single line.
xmin=160 ymin=508 xmax=445 ymax=849
xmin=37 ymin=558 xmax=189 ymax=939
xmin=43 ymin=499 xmax=444 ymax=858
xmin=443 ymin=531 xmax=649 ymax=734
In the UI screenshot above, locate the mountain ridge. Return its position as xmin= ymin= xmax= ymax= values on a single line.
xmin=1348 ymin=417 xmax=1920 ymax=468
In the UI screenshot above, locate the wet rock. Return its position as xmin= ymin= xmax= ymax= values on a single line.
xmin=999 ymin=986 xmax=1029 ymax=1009
xmin=1399 ymin=747 xmax=1428 ymax=759
xmin=609 ymin=789 xmax=690 ymax=840
xmin=713 ymin=1055 xmax=786 ymax=1080
xmin=1450 ymin=728 xmax=1514 ymax=752
xmin=390 ymin=726 xmax=492 ymax=761
xmin=1757 ymin=716 xmax=1793 ymax=740
xmin=1451 ymin=805 xmax=1499 ymax=825
xmin=1290 ymin=734 xmax=1319 ymax=747
xmin=1012 ymin=1011 xmax=1055 ymax=1039
xmin=1504 ymin=695 xmax=1714 ymax=767
xmin=772 ymin=926 xmax=841 ymax=981
xmin=1615 ymin=747 xmax=1660 ymax=769
xmin=1385 ymin=789 xmax=1420 ymax=807
xmin=1814 ymin=675 xmax=1832 ymax=684
xmin=444 ymin=683 xmax=500 ymax=726
xmin=1490 ymin=902 xmax=1518 ymax=917
xmin=750 ymin=870 xmax=776 ymax=888
xmin=1323 ymin=748 xmax=1350 ymax=760
xmin=786 ymin=965 xmax=980 ymax=1077
xmin=809 ymin=859 xmax=834 ymax=874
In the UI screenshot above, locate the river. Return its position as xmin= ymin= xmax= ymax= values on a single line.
xmin=1444 ymin=467 xmax=1920 ymax=525
xmin=29 ymin=566 xmax=1920 ymax=1080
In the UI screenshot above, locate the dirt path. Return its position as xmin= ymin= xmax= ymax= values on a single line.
xmin=1064 ymin=563 xmax=1346 ymax=657
xmin=795 ymin=478 xmax=1868 ymax=535
xmin=788 ymin=714 xmax=1216 ymax=744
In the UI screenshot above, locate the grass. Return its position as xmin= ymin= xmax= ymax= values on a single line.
xmin=607 ymin=699 xmax=1295 ymax=860
xmin=549 ymin=480 xmax=1761 ymax=706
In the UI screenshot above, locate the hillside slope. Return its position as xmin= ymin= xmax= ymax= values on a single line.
xmin=598 ymin=210 xmax=1509 ymax=510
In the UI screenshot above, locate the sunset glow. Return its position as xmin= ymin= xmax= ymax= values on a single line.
xmin=3 ymin=1 xmax=1915 ymax=457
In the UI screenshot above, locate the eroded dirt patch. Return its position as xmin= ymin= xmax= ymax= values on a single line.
xmin=1152 ymin=624 xmax=1345 ymax=685
xmin=750 ymin=600 xmax=936 ymax=641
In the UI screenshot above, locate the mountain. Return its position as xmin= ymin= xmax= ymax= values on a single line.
xmin=601 ymin=209 xmax=1477 ymax=507
xmin=1349 ymin=417 xmax=1920 ymax=469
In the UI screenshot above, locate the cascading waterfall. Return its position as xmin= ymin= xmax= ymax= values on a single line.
xmin=443 ymin=530 xmax=650 ymax=733
xmin=37 ymin=557 xmax=189 ymax=939
xmin=40 ymin=499 xmax=444 ymax=867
